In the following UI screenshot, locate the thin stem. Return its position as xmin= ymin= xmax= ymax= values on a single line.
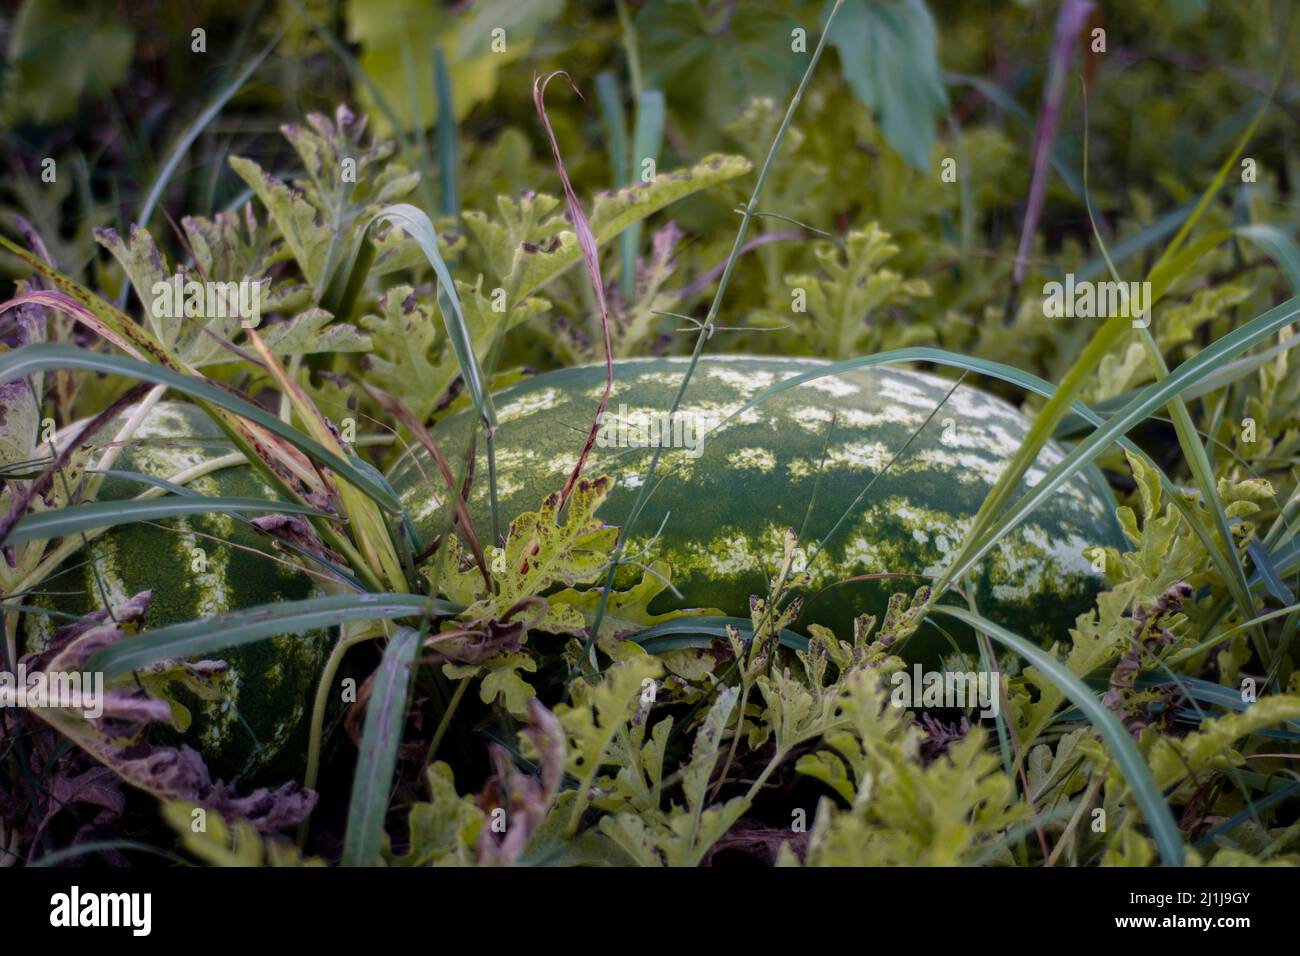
xmin=1047 ymin=761 xmax=1108 ymax=866
xmin=710 ymin=681 xmax=752 ymax=801
xmin=303 ymin=623 xmax=387 ymax=794
xmin=744 ymin=747 xmax=790 ymax=805
xmin=424 ymin=677 xmax=469 ymax=775
xmin=579 ymin=0 xmax=846 ymax=671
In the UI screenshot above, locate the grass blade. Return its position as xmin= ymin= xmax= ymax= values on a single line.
xmin=943 ymin=71 xmax=1084 ymax=200
xmin=946 ymin=294 xmax=1300 ymax=584
xmin=0 ymin=344 xmax=400 ymax=511
xmin=937 ymin=101 xmax=1268 ymax=598
xmin=931 ymin=605 xmax=1185 ymax=866
xmin=434 ymin=45 xmax=459 ymax=219
xmin=87 ymin=593 xmax=458 ymax=679
xmin=134 ymin=29 xmax=283 ymax=234
xmin=621 ymin=88 xmax=664 ymax=301
xmin=342 ymin=625 xmax=423 ymax=866
xmin=3 ymin=495 xmax=333 ymax=547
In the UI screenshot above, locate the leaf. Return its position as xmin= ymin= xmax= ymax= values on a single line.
xmin=804 ymin=730 xmax=1024 ymax=866
xmin=87 ymin=594 xmax=457 ymax=679
xmin=443 ymin=652 xmax=538 ymax=718
xmin=357 ymin=287 xmax=450 ymax=422
xmin=346 ymin=0 xmax=559 ymax=131
xmin=387 ymin=763 xmax=485 ymax=867
xmin=94 ymin=226 xmax=179 ymax=349
xmin=0 ymin=344 xmax=403 ymax=510
xmin=780 ymin=223 xmax=932 ymax=357
xmin=1145 ymin=695 xmax=1300 ymax=794
xmin=598 ymin=686 xmax=748 ymax=867
xmin=21 ymin=595 xmax=316 ymax=831
xmin=342 ymin=625 xmax=423 ymax=866
xmin=0 ymin=302 xmax=43 ymax=472
xmin=229 ymin=156 xmax=331 ymax=287
xmin=638 ymin=0 xmax=804 ymax=137
xmin=555 ymin=656 xmax=664 ymax=832
xmin=458 ymin=0 xmax=567 ymax=57
xmin=161 ymin=802 xmax=324 ymax=867
xmin=4 ymin=494 xmax=334 ymax=547
xmin=135 ymin=660 xmax=228 ymax=734
xmin=257 ymin=308 xmax=372 ymax=357
xmin=454 ymin=477 xmax=619 ymax=628
xmin=826 ymin=0 xmax=948 ymax=170
xmin=755 ymin=666 xmax=845 ymax=754
xmin=464 ymin=155 xmax=753 ymax=301
xmin=931 ymin=605 xmax=1186 ymax=866
xmin=361 ymin=204 xmax=498 ymax=429
xmin=1025 ymin=727 xmax=1089 ymax=803
xmin=681 ymin=686 xmax=740 ymax=815
xmin=2 ymin=0 xmax=132 ymax=124
xmin=548 ymin=560 xmax=726 ymax=641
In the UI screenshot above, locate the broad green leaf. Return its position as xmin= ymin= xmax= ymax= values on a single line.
xmin=639 ymin=0 xmax=804 ymax=138
xmin=346 ymin=0 xmax=558 ymax=131
xmin=825 ymin=0 xmax=948 ymax=170
xmin=4 ymin=0 xmax=132 ymax=124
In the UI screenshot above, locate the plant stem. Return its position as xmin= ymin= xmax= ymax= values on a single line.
xmin=744 ymin=747 xmax=790 ymax=805
xmin=580 ymin=0 xmax=846 ymax=670
xmin=1047 ymin=761 xmax=1108 ymax=866
xmin=424 ymin=676 xmax=468 ymax=772
xmin=303 ymin=623 xmax=385 ymax=794
xmin=711 ymin=680 xmax=751 ymax=801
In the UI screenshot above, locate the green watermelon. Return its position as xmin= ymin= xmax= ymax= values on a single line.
xmin=23 ymin=402 xmax=330 ymax=785
xmin=388 ymin=356 xmax=1126 ymax=647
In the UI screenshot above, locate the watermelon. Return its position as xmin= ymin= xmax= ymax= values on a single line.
xmin=23 ymin=402 xmax=330 ymax=784
xmin=388 ymin=356 xmax=1126 ymax=648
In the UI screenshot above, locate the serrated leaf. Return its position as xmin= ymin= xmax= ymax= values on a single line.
xmin=466 ymin=155 xmax=752 ymax=301
xmin=387 ymin=763 xmax=485 ymax=866
xmin=556 ymin=656 xmax=664 ymax=832
xmin=161 ymin=801 xmax=324 ymax=867
xmin=230 ymin=155 xmax=331 ymax=287
xmin=94 ymin=226 xmax=177 ymax=348
xmin=454 ymin=476 xmax=620 ymax=628
xmin=357 ymin=285 xmax=449 ymax=422
xmin=444 ymin=652 xmax=539 ymax=718
xmin=257 ymin=307 xmax=372 ymax=357
xmin=549 ymin=560 xmax=725 ymax=640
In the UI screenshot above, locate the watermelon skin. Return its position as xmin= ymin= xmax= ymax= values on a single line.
xmin=23 ymin=402 xmax=330 ymax=785
xmin=388 ymin=356 xmax=1126 ymax=647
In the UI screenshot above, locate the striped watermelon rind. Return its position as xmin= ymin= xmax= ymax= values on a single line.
xmin=388 ymin=356 xmax=1126 ymax=647
xmin=23 ymin=402 xmax=330 ymax=785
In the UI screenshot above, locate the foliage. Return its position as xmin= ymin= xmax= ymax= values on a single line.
xmin=1 ymin=0 xmax=1300 ymax=871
